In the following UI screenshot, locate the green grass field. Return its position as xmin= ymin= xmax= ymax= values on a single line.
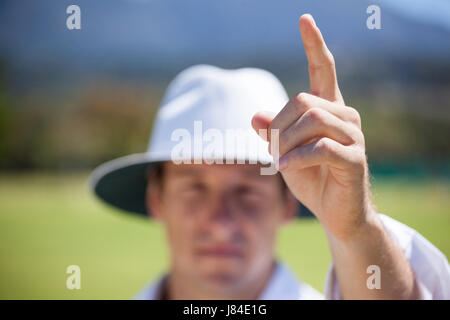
xmin=0 ymin=172 xmax=449 ymax=299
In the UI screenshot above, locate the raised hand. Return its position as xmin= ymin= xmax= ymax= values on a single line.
xmin=252 ymin=14 xmax=421 ymax=299
xmin=252 ymin=14 xmax=372 ymax=241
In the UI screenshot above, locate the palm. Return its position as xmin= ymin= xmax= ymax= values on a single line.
xmin=282 ymin=164 xmax=364 ymax=236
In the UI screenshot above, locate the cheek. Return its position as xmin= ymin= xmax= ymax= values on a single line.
xmin=159 ymin=201 xmax=198 ymax=259
xmin=163 ymin=218 xmax=200 ymax=272
xmin=241 ymin=209 xmax=284 ymax=254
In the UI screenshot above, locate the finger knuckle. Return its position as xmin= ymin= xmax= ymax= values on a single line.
xmin=346 ymin=125 xmax=364 ymax=145
xmin=350 ymin=148 xmax=367 ymax=172
xmin=346 ymin=106 xmax=362 ymax=128
xmin=293 ymin=92 xmax=309 ymax=109
xmin=355 ymin=129 xmax=365 ymax=145
xmin=305 ymin=107 xmax=326 ymax=125
xmin=308 ymin=51 xmax=335 ymax=72
xmin=315 ymin=138 xmax=333 ymax=156
xmin=326 ymin=50 xmax=336 ymax=67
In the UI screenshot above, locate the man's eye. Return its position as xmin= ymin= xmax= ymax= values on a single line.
xmin=240 ymin=192 xmax=261 ymax=202
xmin=236 ymin=187 xmax=263 ymax=202
xmin=182 ymin=183 xmax=207 ymax=195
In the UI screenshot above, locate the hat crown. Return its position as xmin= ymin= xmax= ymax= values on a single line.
xmin=148 ymin=64 xmax=289 ymax=163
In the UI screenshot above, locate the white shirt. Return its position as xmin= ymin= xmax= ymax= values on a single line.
xmin=134 ymin=214 xmax=450 ymax=300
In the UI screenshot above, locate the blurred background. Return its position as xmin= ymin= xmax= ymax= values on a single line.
xmin=0 ymin=0 xmax=449 ymax=299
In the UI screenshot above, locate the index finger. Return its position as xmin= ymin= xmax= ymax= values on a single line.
xmin=299 ymin=14 xmax=344 ymax=104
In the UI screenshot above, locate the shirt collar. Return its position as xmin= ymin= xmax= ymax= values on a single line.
xmin=134 ymin=262 xmax=322 ymax=300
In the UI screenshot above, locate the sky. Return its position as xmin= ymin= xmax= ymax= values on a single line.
xmin=378 ymin=0 xmax=450 ymax=32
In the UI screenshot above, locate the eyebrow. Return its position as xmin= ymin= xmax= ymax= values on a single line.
xmin=168 ymin=165 xmax=268 ymax=180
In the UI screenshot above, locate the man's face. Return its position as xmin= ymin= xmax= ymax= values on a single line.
xmin=146 ymin=162 xmax=296 ymax=296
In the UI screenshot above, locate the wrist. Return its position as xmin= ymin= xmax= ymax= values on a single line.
xmin=325 ymin=205 xmax=383 ymax=249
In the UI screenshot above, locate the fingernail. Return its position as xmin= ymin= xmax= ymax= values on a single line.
xmin=304 ymin=13 xmax=316 ymax=26
xmin=278 ymin=156 xmax=288 ymax=170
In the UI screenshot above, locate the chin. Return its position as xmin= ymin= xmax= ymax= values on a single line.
xmin=201 ymin=273 xmax=246 ymax=295
xmin=198 ymin=262 xmax=247 ymax=289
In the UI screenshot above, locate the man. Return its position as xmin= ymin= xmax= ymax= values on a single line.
xmin=90 ymin=14 xmax=450 ymax=299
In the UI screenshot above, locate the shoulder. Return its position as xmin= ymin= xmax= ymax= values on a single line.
xmin=377 ymin=214 xmax=450 ymax=299
xmin=132 ymin=275 xmax=167 ymax=300
xmin=298 ymin=282 xmax=324 ymax=300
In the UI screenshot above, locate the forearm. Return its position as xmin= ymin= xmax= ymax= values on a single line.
xmin=325 ymin=211 xmax=422 ymax=299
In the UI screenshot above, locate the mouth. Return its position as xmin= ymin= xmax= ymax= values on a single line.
xmin=196 ymin=245 xmax=244 ymax=258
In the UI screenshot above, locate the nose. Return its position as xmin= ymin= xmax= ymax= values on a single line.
xmin=205 ymin=194 xmax=239 ymax=241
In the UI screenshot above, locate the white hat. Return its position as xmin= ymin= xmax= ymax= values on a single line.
xmin=89 ymin=64 xmax=289 ymax=215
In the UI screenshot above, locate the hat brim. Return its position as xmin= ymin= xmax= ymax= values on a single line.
xmin=89 ymin=153 xmax=162 ymax=216
xmin=89 ymin=153 xmax=315 ymax=218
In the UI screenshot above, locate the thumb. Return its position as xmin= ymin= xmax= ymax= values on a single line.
xmin=251 ymin=111 xmax=277 ymax=142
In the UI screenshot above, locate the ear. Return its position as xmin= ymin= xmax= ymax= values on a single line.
xmin=145 ymin=180 xmax=163 ymax=222
xmin=282 ymin=189 xmax=298 ymax=225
